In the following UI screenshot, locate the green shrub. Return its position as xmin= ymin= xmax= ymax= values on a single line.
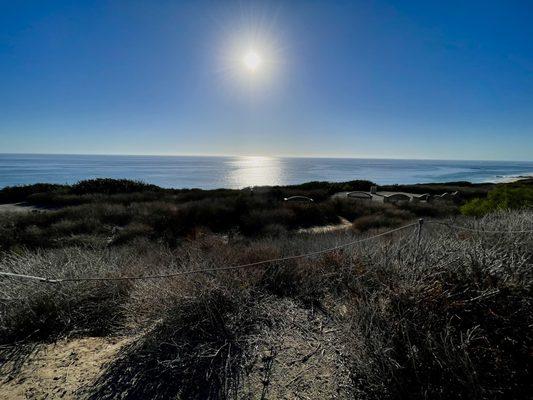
xmin=460 ymin=198 xmax=494 ymax=217
xmin=461 ymin=186 xmax=533 ymax=216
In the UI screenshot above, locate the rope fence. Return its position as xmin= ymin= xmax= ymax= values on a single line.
xmin=427 ymin=220 xmax=533 ymax=234
xmin=0 ymin=219 xmax=532 ymax=284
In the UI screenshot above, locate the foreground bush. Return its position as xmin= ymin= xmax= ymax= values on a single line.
xmin=89 ymin=274 xmax=261 ymax=400
xmin=346 ymin=210 xmax=533 ymax=399
xmin=0 ymin=248 xmax=136 ymax=343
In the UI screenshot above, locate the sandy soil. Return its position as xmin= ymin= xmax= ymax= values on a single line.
xmin=0 ymin=337 xmax=131 ymax=400
xmin=0 ymin=299 xmax=352 ymax=400
xmin=298 ymin=217 xmax=352 ymax=234
xmin=0 ymin=203 xmax=47 ymax=213
xmin=238 ymin=298 xmax=352 ymax=399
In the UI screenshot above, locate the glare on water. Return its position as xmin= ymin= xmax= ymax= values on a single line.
xmin=228 ymin=156 xmax=283 ymax=188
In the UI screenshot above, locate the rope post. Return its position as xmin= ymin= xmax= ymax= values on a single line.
xmin=412 ymin=218 xmax=424 ymax=265
xmin=416 ymin=218 xmax=424 ymax=249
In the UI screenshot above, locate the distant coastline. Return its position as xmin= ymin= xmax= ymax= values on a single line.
xmin=488 ymin=173 xmax=533 ymax=184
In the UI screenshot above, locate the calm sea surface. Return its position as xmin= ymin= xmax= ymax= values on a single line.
xmin=1 ymin=154 xmax=532 ymax=189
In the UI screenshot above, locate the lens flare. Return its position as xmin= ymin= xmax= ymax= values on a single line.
xmin=211 ymin=2 xmax=287 ymax=93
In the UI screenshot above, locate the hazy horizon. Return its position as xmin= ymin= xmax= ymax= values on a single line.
xmin=1 ymin=151 xmax=532 ymax=163
xmin=1 ymin=1 xmax=532 ymax=160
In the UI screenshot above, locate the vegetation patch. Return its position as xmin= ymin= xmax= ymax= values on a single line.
xmin=461 ymin=185 xmax=533 ymax=216
xmin=1 ymin=179 xmax=532 ymax=399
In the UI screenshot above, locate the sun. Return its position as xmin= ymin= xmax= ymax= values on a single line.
xmin=243 ymin=51 xmax=262 ymax=72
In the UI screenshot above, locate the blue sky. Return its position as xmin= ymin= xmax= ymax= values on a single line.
xmin=1 ymin=0 xmax=532 ymax=160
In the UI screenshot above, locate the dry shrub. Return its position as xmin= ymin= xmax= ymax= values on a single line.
xmin=89 ymin=276 xmax=260 ymax=400
xmin=0 ymin=248 xmax=133 ymax=343
xmin=260 ymin=223 xmax=288 ymax=237
xmin=256 ymin=245 xmax=366 ymax=305
xmin=111 ymin=222 xmax=154 ymax=245
xmin=352 ymin=208 xmax=414 ymax=232
xmin=0 ymin=209 xmax=531 ymax=399
xmin=399 ymin=201 xmax=458 ymax=218
xmin=239 ymin=207 xmax=295 ymax=235
xmin=345 ymin=210 xmax=533 ymax=400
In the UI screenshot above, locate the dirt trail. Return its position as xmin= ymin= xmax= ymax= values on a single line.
xmin=0 ymin=203 xmax=49 ymax=213
xmin=0 ymin=300 xmax=352 ymax=399
xmin=298 ymin=217 xmax=352 ymax=234
xmin=0 ymin=337 xmax=130 ymax=399
xmin=239 ymin=298 xmax=352 ymax=399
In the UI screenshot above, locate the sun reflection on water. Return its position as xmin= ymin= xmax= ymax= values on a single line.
xmin=228 ymin=156 xmax=283 ymax=188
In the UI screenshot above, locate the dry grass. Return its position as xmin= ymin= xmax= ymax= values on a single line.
xmin=0 ymin=210 xmax=531 ymax=399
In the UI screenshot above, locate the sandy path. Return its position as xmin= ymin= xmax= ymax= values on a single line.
xmin=0 ymin=337 xmax=131 ymax=400
xmin=238 ymin=298 xmax=352 ymax=399
xmin=0 ymin=203 xmax=45 ymax=213
xmin=298 ymin=217 xmax=352 ymax=234
xmin=0 ymin=299 xmax=352 ymax=399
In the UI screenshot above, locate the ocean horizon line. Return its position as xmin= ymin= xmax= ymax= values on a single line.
xmin=0 ymin=152 xmax=531 ymax=164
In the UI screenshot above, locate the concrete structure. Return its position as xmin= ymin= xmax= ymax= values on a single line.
xmin=383 ymin=193 xmax=411 ymax=204
xmin=431 ymin=192 xmax=455 ymax=202
xmin=412 ymin=193 xmax=430 ymax=202
xmin=347 ymin=191 xmax=372 ymax=200
xmin=332 ymin=189 xmax=457 ymax=204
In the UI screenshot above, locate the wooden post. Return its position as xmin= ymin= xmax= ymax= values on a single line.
xmin=416 ymin=218 xmax=424 ymax=249
xmin=413 ymin=218 xmax=424 ymax=264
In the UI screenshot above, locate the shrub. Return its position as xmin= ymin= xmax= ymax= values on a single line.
xmin=239 ymin=208 xmax=294 ymax=235
xmin=346 ymin=210 xmax=533 ymax=399
xmin=27 ymin=192 xmax=91 ymax=207
xmin=0 ymin=210 xmax=531 ymax=398
xmin=461 ymin=185 xmax=533 ymax=216
xmin=352 ymin=208 xmax=414 ymax=232
xmin=89 ymin=277 xmax=259 ymax=400
xmin=49 ymin=219 xmax=100 ymax=236
xmin=111 ymin=223 xmax=154 ymax=245
xmin=260 ymin=223 xmax=288 ymax=237
xmin=0 ymin=249 xmax=133 ymax=343
xmin=286 ymin=202 xmax=339 ymax=228
xmin=71 ymin=179 xmax=162 ymax=195
xmin=398 ymin=201 xmax=458 ymax=218
xmin=0 ymin=183 xmax=67 ymax=204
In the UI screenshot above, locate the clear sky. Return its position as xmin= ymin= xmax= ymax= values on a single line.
xmin=1 ymin=0 xmax=532 ymax=160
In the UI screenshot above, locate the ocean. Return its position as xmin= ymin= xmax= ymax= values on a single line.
xmin=1 ymin=154 xmax=532 ymax=189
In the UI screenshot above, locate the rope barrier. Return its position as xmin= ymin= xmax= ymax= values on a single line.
xmin=428 ymin=220 xmax=533 ymax=234
xmin=0 ymin=271 xmax=52 ymax=282
xmin=0 ymin=222 xmax=417 ymax=283
xmin=1 ymin=219 xmax=531 ymax=284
